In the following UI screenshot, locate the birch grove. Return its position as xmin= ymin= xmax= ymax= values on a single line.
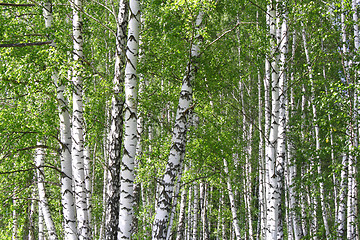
xmin=1 ymin=1 xmax=360 ymax=240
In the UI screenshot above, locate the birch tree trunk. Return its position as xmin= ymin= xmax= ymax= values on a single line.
xmin=118 ymin=0 xmax=140 ymax=238
xmin=301 ymin=21 xmax=330 ymax=238
xmin=336 ymin=3 xmax=349 ymax=238
xmin=275 ymin=4 xmax=288 ymax=239
xmin=71 ymin=0 xmax=91 ymax=238
xmin=200 ymin=182 xmax=209 ymax=240
xmin=192 ymin=183 xmax=199 ymax=240
xmin=223 ymin=159 xmax=241 ymax=239
xmin=175 ymin=165 xmax=188 ymax=240
xmin=55 ymin=71 xmax=77 ymax=240
xmin=43 ymin=1 xmax=77 ymax=237
xmin=152 ymin=10 xmax=204 ymax=240
xmin=348 ymin=1 xmax=359 ymax=238
xmin=265 ymin=1 xmax=281 ymax=238
xmin=35 ymin=145 xmax=59 ymax=240
xmin=38 ymin=203 xmax=45 ymax=240
xmin=105 ymin=1 xmax=128 ymax=239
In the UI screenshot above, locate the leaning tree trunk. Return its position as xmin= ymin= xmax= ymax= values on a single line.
xmin=105 ymin=1 xmax=128 ymax=239
xmin=152 ymin=10 xmax=204 ymax=240
xmin=118 ymin=0 xmax=140 ymax=238
xmin=71 ymin=0 xmax=91 ymax=238
xmin=35 ymin=144 xmax=59 ymax=240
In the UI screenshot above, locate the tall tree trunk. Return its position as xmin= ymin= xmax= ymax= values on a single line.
xmin=38 ymin=203 xmax=45 ymax=240
xmin=175 ymin=165 xmax=188 ymax=240
xmin=55 ymin=70 xmax=77 ymax=240
xmin=223 ymin=159 xmax=241 ymax=239
xmin=336 ymin=2 xmax=349 ymax=238
xmin=71 ymin=0 xmax=91 ymax=238
xmin=43 ymin=0 xmax=77 ymax=237
xmin=35 ymin=144 xmax=59 ymax=240
xmin=118 ymin=0 xmax=140 ymax=238
xmin=348 ymin=1 xmax=359 ymax=238
xmin=275 ymin=4 xmax=287 ymax=238
xmin=265 ymin=1 xmax=281 ymax=238
xmin=105 ymin=1 xmax=128 ymax=239
xmin=200 ymin=182 xmax=209 ymax=240
xmin=166 ymin=157 xmax=184 ymax=240
xmin=192 ymin=183 xmax=199 ymax=240
xmin=152 ymin=10 xmax=204 ymax=240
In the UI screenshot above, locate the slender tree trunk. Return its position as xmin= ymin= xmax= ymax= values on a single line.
xmin=55 ymin=71 xmax=77 ymax=240
xmin=118 ymin=0 xmax=140 ymax=238
xmin=186 ymin=186 xmax=193 ymax=240
xmin=152 ymin=10 xmax=204 ymax=240
xmin=100 ymin=106 xmax=110 ymax=240
xmin=265 ymin=1 xmax=281 ymax=238
xmin=38 ymin=203 xmax=45 ymax=240
xmin=166 ymin=157 xmax=184 ymax=240
xmin=348 ymin=1 xmax=359 ymax=239
xmin=192 ymin=183 xmax=199 ymax=240
xmin=28 ymin=187 xmax=36 ymax=240
xmin=105 ymin=1 xmax=128 ymax=239
xmin=275 ymin=4 xmax=287 ymax=238
xmin=301 ymin=20 xmax=330 ymax=238
xmin=200 ymin=182 xmax=209 ymax=240
xmin=258 ymin=69 xmax=266 ymax=240
xmin=336 ymin=3 xmax=349 ymax=238
xmin=35 ymin=144 xmax=59 ymax=240
xmin=223 ymin=159 xmax=241 ymax=239
xmin=176 ymin=166 xmax=188 ymax=240
xmin=71 ymin=0 xmax=91 ymax=238
xmin=43 ymin=0 xmax=78 ymax=237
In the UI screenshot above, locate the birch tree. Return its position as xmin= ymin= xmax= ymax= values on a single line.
xmin=42 ymin=1 xmax=78 ymax=238
xmin=35 ymin=144 xmax=58 ymax=240
xmin=71 ymin=0 xmax=91 ymax=238
xmin=105 ymin=1 xmax=128 ymax=239
xmin=264 ymin=1 xmax=281 ymax=238
xmin=118 ymin=0 xmax=140 ymax=238
xmin=152 ymin=9 xmax=204 ymax=240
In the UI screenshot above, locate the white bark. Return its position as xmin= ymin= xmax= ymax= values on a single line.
xmin=258 ymin=69 xmax=266 ymax=240
xmin=166 ymin=157 xmax=184 ymax=240
xmin=336 ymin=3 xmax=349 ymax=238
xmin=337 ymin=154 xmax=347 ymax=239
xmin=175 ymin=183 xmax=187 ymax=240
xmin=200 ymin=182 xmax=209 ymax=240
xmin=192 ymin=183 xmax=199 ymax=240
xmin=105 ymin=1 xmax=128 ymax=239
xmin=265 ymin=1 xmax=281 ymax=238
xmin=38 ymin=204 xmax=44 ymax=240
xmin=28 ymin=188 xmax=36 ymax=240
xmin=35 ymin=145 xmax=59 ymax=240
xmin=43 ymin=1 xmax=77 ymax=237
xmin=118 ymin=0 xmax=140 ymax=238
xmin=71 ymin=0 xmax=90 ymax=238
xmin=223 ymin=159 xmax=241 ymax=240
xmin=348 ymin=1 xmax=359 ymax=239
xmin=55 ymin=71 xmax=77 ymax=240
xmin=152 ymin=10 xmax=204 ymax=240
xmin=186 ymin=186 xmax=193 ymax=240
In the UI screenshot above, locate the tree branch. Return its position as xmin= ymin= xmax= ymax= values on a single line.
xmin=0 ymin=41 xmax=52 ymax=48
xmin=0 ymin=2 xmax=35 ymax=7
